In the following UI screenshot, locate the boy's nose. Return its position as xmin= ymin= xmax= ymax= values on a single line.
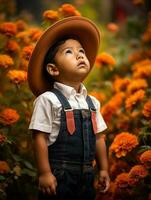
xmin=76 ymin=52 xmax=84 ymax=59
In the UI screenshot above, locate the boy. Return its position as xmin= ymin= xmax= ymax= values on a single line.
xmin=28 ymin=16 xmax=110 ymax=200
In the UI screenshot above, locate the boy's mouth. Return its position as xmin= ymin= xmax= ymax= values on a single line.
xmin=77 ymin=60 xmax=86 ymax=67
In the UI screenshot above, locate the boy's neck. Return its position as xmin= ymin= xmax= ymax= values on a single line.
xmin=57 ymin=81 xmax=81 ymax=93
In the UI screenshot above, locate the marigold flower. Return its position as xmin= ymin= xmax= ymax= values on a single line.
xmin=95 ymin=52 xmax=116 ymax=69
xmin=0 ymin=22 xmax=17 ymax=37
xmin=132 ymin=0 xmax=144 ymax=5
xmin=0 ymin=108 xmax=20 ymax=126
xmin=59 ymin=4 xmax=81 ymax=17
xmin=128 ymin=50 xmax=144 ymax=63
xmin=89 ymin=91 xmax=106 ymax=102
xmin=15 ymin=20 xmax=27 ymax=31
xmin=0 ymin=161 xmax=10 ymax=173
xmin=0 ymin=54 xmax=14 ymax=68
xmin=142 ymin=100 xmax=151 ymax=118
xmin=125 ymin=89 xmax=145 ymax=110
xmin=140 ymin=150 xmax=151 ymax=169
xmin=126 ymin=79 xmax=148 ymax=95
xmin=133 ymin=65 xmax=151 ymax=78
xmin=109 ymin=132 xmax=138 ymax=158
xmin=107 ymin=23 xmax=119 ymax=32
xmin=132 ymin=59 xmax=151 ymax=71
xmin=113 ymin=77 xmax=130 ymax=93
xmin=5 ymin=40 xmax=20 ymax=53
xmin=7 ymin=70 xmax=27 ymax=84
xmin=21 ymin=45 xmax=34 ymax=60
xmin=101 ymin=92 xmax=125 ymax=123
xmin=115 ymin=173 xmax=129 ymax=189
xmin=129 ymin=165 xmax=148 ymax=180
xmin=43 ymin=10 xmax=59 ymax=22
xmin=31 ymin=30 xmax=43 ymax=42
xmin=16 ymin=31 xmax=30 ymax=45
xmin=142 ymin=29 xmax=151 ymax=43
xmin=0 ymin=134 xmax=7 ymax=144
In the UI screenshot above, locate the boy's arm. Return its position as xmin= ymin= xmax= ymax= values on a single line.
xmin=32 ymin=131 xmax=57 ymax=195
xmin=96 ymin=133 xmax=110 ymax=193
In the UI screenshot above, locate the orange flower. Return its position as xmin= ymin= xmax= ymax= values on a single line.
xmin=0 ymin=22 xmax=17 ymax=37
xmin=0 ymin=161 xmax=10 ymax=174
xmin=142 ymin=29 xmax=151 ymax=43
xmin=59 ymin=4 xmax=81 ymax=17
xmin=109 ymin=132 xmax=138 ymax=158
xmin=115 ymin=173 xmax=129 ymax=189
xmin=0 ymin=54 xmax=14 ymax=68
xmin=132 ymin=59 xmax=151 ymax=71
xmin=43 ymin=10 xmax=59 ymax=22
xmin=129 ymin=165 xmax=148 ymax=180
xmin=21 ymin=45 xmax=34 ymax=60
xmin=113 ymin=77 xmax=130 ymax=93
xmin=0 ymin=108 xmax=20 ymax=126
xmin=89 ymin=91 xmax=106 ymax=102
xmin=0 ymin=134 xmax=7 ymax=144
xmin=142 ymin=100 xmax=151 ymax=118
xmin=132 ymin=0 xmax=144 ymax=5
xmin=95 ymin=52 xmax=116 ymax=69
xmin=140 ymin=150 xmax=151 ymax=169
xmin=101 ymin=92 xmax=125 ymax=123
xmin=16 ymin=31 xmax=30 ymax=45
xmin=125 ymin=89 xmax=145 ymax=110
xmin=133 ymin=65 xmax=151 ymax=78
xmin=15 ymin=20 xmax=27 ymax=31
xmin=31 ymin=30 xmax=43 ymax=42
xmin=106 ymin=23 xmax=119 ymax=32
xmin=5 ymin=40 xmax=20 ymax=54
xmin=128 ymin=50 xmax=144 ymax=63
xmin=126 ymin=79 xmax=148 ymax=95
xmin=7 ymin=70 xmax=27 ymax=84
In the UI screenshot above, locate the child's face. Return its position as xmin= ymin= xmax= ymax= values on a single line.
xmin=48 ymin=39 xmax=90 ymax=84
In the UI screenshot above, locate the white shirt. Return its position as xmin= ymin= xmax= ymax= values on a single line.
xmin=29 ymin=82 xmax=107 ymax=146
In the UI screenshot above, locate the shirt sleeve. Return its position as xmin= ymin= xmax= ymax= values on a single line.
xmin=90 ymin=95 xmax=107 ymax=133
xmin=29 ymin=94 xmax=53 ymax=133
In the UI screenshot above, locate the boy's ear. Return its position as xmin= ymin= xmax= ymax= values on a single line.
xmin=46 ymin=63 xmax=59 ymax=76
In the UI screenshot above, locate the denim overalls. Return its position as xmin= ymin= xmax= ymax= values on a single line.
xmin=38 ymin=88 xmax=97 ymax=200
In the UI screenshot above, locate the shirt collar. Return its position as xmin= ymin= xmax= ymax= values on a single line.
xmin=53 ymin=82 xmax=87 ymax=99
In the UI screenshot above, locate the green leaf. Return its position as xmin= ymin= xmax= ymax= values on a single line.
xmin=21 ymin=168 xmax=36 ymax=177
xmin=137 ymin=146 xmax=151 ymax=154
xmin=23 ymin=161 xmax=34 ymax=170
xmin=0 ymin=175 xmax=6 ymax=180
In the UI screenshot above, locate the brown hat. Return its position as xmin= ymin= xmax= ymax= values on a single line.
xmin=28 ymin=16 xmax=101 ymax=96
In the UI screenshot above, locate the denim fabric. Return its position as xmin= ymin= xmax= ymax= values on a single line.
xmin=38 ymin=88 xmax=97 ymax=200
xmin=38 ymin=167 xmax=96 ymax=200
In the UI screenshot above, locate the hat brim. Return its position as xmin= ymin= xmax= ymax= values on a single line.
xmin=28 ymin=16 xmax=101 ymax=96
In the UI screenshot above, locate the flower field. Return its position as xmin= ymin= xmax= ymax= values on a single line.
xmin=0 ymin=2 xmax=151 ymax=200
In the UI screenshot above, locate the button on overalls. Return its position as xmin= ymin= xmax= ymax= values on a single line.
xmin=38 ymin=88 xmax=97 ymax=200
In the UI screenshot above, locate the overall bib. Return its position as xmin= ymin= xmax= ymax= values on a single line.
xmin=38 ymin=88 xmax=97 ymax=200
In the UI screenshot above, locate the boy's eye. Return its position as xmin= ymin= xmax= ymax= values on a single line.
xmin=79 ymin=48 xmax=85 ymax=54
xmin=65 ymin=49 xmax=72 ymax=54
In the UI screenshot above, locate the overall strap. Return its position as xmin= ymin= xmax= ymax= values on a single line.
xmin=51 ymin=88 xmax=75 ymax=135
xmin=86 ymin=96 xmax=97 ymax=134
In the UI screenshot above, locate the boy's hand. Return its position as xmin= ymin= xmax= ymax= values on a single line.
xmin=98 ymin=170 xmax=110 ymax=193
xmin=39 ymin=171 xmax=57 ymax=195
